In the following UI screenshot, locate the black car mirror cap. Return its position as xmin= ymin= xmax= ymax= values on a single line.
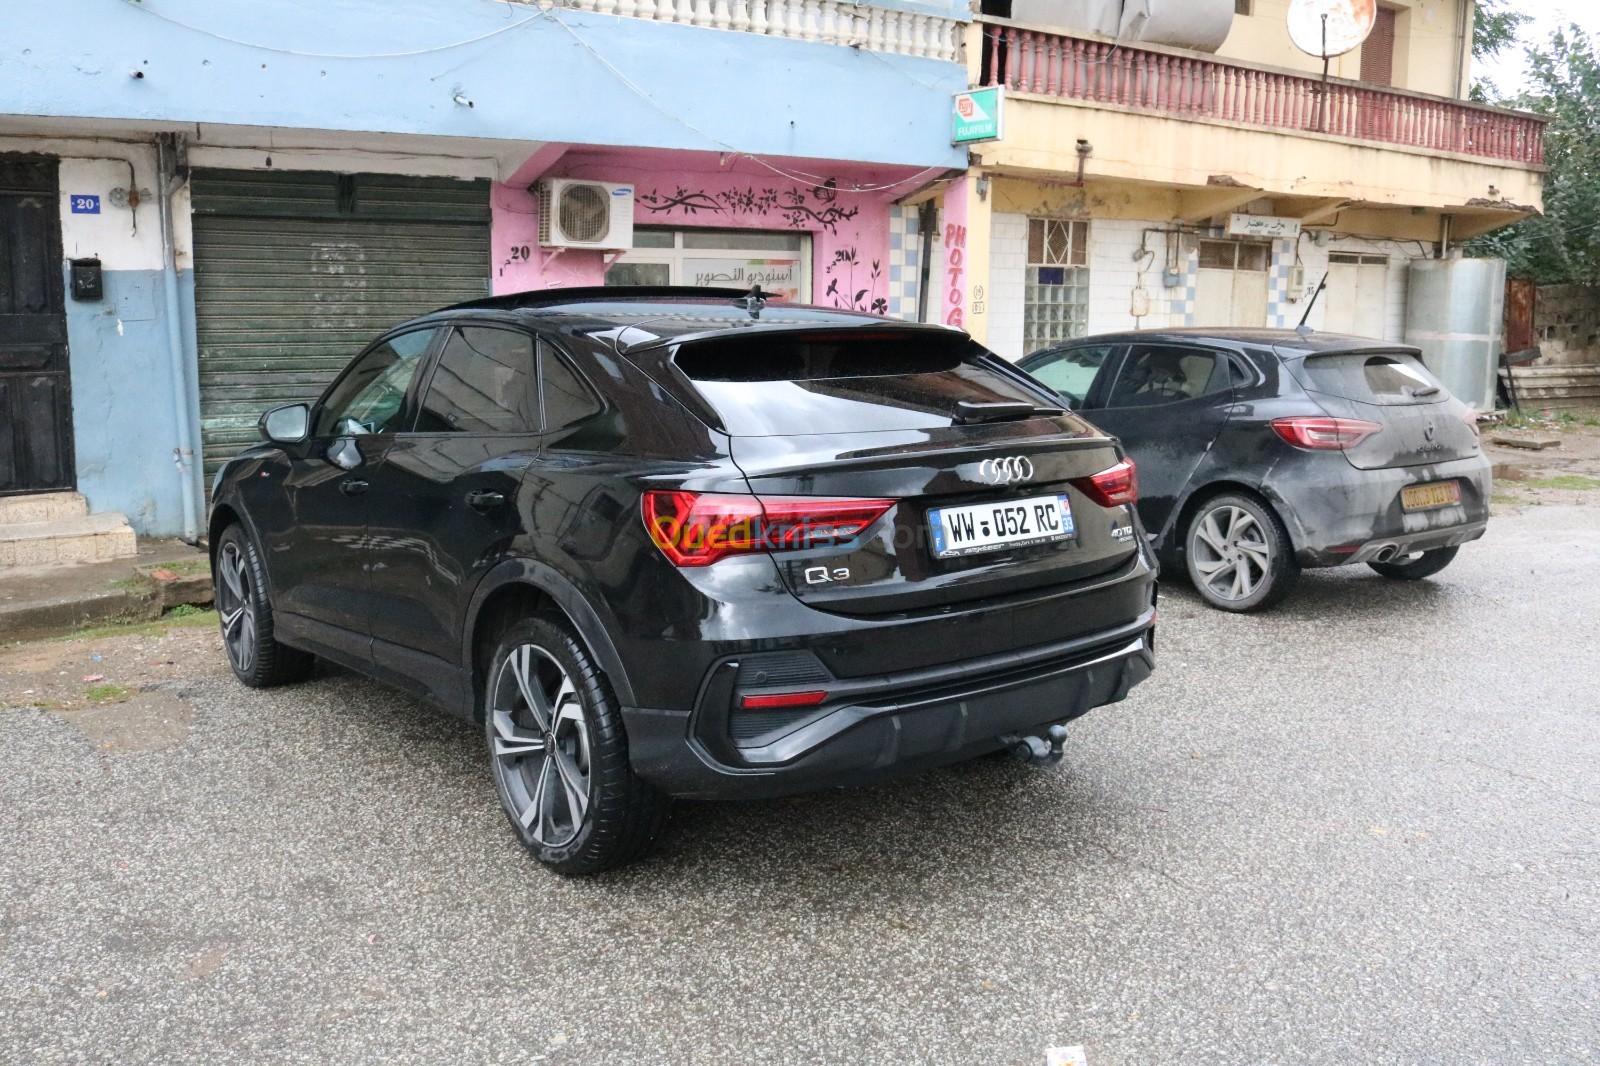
xmin=260 ymin=403 xmax=311 ymax=445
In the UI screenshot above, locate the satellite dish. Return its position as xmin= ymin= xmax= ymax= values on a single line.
xmin=1286 ymin=0 xmax=1377 ymax=59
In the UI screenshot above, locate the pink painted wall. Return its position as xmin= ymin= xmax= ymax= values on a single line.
xmin=492 ymin=147 xmax=920 ymax=313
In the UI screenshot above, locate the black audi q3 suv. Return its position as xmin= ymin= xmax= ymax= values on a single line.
xmin=209 ymin=288 xmax=1158 ymax=873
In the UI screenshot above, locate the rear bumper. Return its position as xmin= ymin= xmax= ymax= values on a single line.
xmin=624 ymin=610 xmax=1156 ymax=801
xmin=1269 ymin=453 xmax=1492 ymax=568
xmin=1340 ymin=520 xmax=1487 ymax=564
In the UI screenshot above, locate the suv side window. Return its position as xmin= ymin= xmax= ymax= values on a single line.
xmin=1022 ymin=344 xmax=1116 ymax=409
xmin=315 ymin=328 xmax=440 ymax=437
xmin=540 ymin=344 xmax=603 ymax=431
xmin=1104 ymin=345 xmax=1224 ymax=409
xmin=413 ymin=326 xmax=538 ymax=434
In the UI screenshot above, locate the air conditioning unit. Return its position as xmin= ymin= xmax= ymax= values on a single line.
xmin=536 ymin=179 xmax=635 ymax=250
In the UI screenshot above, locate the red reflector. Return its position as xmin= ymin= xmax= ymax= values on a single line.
xmin=1270 ymin=416 xmax=1382 ymax=451
xmin=739 ymin=691 xmax=829 ymax=710
xmin=1072 ymin=458 xmax=1138 ymax=508
xmin=642 ymin=491 xmax=891 ymax=567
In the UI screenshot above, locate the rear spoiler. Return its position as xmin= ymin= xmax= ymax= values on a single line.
xmin=1275 ymin=343 xmax=1425 ymax=362
xmin=618 ymin=320 xmax=966 ymax=355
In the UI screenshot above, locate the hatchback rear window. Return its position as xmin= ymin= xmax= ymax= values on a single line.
xmin=1291 ymin=351 xmax=1448 ymax=406
xmin=673 ymin=332 xmax=1050 ymax=435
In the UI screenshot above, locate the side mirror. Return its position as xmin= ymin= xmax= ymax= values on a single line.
xmin=260 ymin=403 xmax=310 ymax=444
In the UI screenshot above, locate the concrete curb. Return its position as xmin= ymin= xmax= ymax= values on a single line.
xmin=0 ymin=562 xmax=213 ymax=644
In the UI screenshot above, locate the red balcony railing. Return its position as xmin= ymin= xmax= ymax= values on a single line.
xmin=979 ymin=22 xmax=1545 ymax=167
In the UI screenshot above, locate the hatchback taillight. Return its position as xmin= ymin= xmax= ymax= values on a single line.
xmin=1072 ymin=459 xmax=1138 ymax=508
xmin=1270 ymin=416 xmax=1383 ymax=451
xmin=641 ymin=491 xmax=893 ymax=567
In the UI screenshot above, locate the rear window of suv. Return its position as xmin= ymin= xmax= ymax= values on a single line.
xmin=672 ymin=331 xmax=1053 ymax=436
xmin=1290 ymin=351 xmax=1449 ymax=406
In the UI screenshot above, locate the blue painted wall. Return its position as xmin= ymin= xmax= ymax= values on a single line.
xmin=61 ymin=264 xmax=195 ymax=537
xmin=3 ymin=0 xmax=967 ymax=169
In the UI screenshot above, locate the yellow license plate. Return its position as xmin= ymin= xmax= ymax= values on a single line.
xmin=1401 ymin=481 xmax=1462 ymax=511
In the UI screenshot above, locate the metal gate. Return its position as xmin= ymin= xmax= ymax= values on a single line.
xmin=190 ymin=169 xmax=490 ymax=481
xmin=0 ymin=155 xmax=73 ymax=495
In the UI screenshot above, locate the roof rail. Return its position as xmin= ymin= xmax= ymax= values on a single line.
xmin=444 ymin=285 xmax=755 ymax=312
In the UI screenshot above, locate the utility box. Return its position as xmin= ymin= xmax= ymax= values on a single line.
xmin=1006 ymin=0 xmax=1235 ymax=53
xmin=1404 ymin=258 xmax=1507 ymax=411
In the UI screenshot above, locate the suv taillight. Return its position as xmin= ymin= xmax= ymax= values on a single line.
xmin=1072 ymin=459 xmax=1138 ymax=508
xmin=1270 ymin=416 xmax=1382 ymax=451
xmin=641 ymin=491 xmax=893 ymax=567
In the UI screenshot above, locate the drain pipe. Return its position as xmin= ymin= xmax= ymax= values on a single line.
xmin=156 ymin=133 xmax=201 ymax=544
xmin=915 ymin=199 xmax=937 ymax=323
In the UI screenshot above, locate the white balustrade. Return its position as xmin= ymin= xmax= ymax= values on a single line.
xmin=548 ymin=0 xmax=961 ymax=61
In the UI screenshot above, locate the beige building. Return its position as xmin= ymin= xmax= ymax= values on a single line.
xmin=919 ymin=0 xmax=1545 ymax=359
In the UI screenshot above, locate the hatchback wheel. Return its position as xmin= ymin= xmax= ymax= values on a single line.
xmin=213 ymin=524 xmax=314 ymax=687
xmin=1369 ymin=545 xmax=1458 ymax=581
xmin=485 ymin=617 xmax=668 ymax=875
xmin=1184 ymin=494 xmax=1298 ymax=613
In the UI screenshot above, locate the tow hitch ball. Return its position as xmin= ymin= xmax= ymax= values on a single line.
xmin=1000 ymin=724 xmax=1068 ymax=765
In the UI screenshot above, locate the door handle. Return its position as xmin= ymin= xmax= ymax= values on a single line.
xmin=466 ymin=490 xmax=506 ymax=512
xmin=340 ymin=478 xmax=370 ymax=497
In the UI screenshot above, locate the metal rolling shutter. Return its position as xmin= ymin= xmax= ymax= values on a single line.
xmin=190 ymin=169 xmax=490 ymax=480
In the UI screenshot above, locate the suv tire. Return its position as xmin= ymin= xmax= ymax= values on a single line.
xmin=485 ymin=616 xmax=669 ymax=875
xmin=213 ymin=523 xmax=315 ymax=687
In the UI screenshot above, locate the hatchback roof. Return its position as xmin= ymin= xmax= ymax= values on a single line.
xmin=1067 ymin=327 xmax=1420 ymax=359
xmin=432 ymin=286 xmax=959 ymax=353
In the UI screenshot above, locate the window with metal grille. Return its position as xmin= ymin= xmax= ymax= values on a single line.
xmin=1198 ymin=240 xmax=1270 ymax=272
xmin=1024 ymin=218 xmax=1090 ymax=353
xmin=1328 ymin=253 xmax=1389 ymax=267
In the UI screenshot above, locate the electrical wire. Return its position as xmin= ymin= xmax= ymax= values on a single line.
xmin=549 ymin=11 xmax=943 ymax=194
xmin=120 ymin=0 xmax=544 ymax=59
xmin=124 ymin=0 xmax=946 ymax=196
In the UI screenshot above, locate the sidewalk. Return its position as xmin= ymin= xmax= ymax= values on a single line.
xmin=0 ymin=538 xmax=212 ymax=643
xmin=1484 ymin=410 xmax=1600 ymax=511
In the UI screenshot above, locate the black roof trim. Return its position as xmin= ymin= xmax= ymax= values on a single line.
xmin=445 ymin=286 xmax=754 ymax=312
xmin=618 ymin=318 xmax=963 ymax=355
xmin=1050 ymin=327 xmax=1422 ymax=359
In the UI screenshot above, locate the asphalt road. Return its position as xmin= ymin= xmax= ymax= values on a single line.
xmin=3 ymin=504 xmax=1598 ymax=1065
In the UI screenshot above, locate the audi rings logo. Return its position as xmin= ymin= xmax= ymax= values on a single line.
xmin=979 ymin=456 xmax=1035 ymax=484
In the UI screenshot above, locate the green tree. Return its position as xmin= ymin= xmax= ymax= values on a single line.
xmin=1470 ymin=28 xmax=1600 ymax=285
xmin=1470 ymin=0 xmax=1530 ymax=101
xmin=1474 ymin=0 xmax=1528 ymax=61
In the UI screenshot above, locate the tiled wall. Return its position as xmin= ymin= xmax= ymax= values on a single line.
xmin=886 ymin=203 xmax=923 ymax=321
xmin=984 ymin=214 xmax=1432 ymax=356
xmin=1267 ymin=238 xmax=1300 ymax=328
xmin=1273 ymin=235 xmax=1416 ymax=341
xmin=987 ymin=214 xmax=1206 ymax=358
xmin=1086 ymin=219 xmax=1191 ymax=335
xmin=987 ymin=211 xmax=1028 ymax=358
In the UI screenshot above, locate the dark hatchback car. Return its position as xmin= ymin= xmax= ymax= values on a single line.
xmin=209 ymin=288 xmax=1157 ymax=874
xmin=1017 ymin=329 xmax=1490 ymax=612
